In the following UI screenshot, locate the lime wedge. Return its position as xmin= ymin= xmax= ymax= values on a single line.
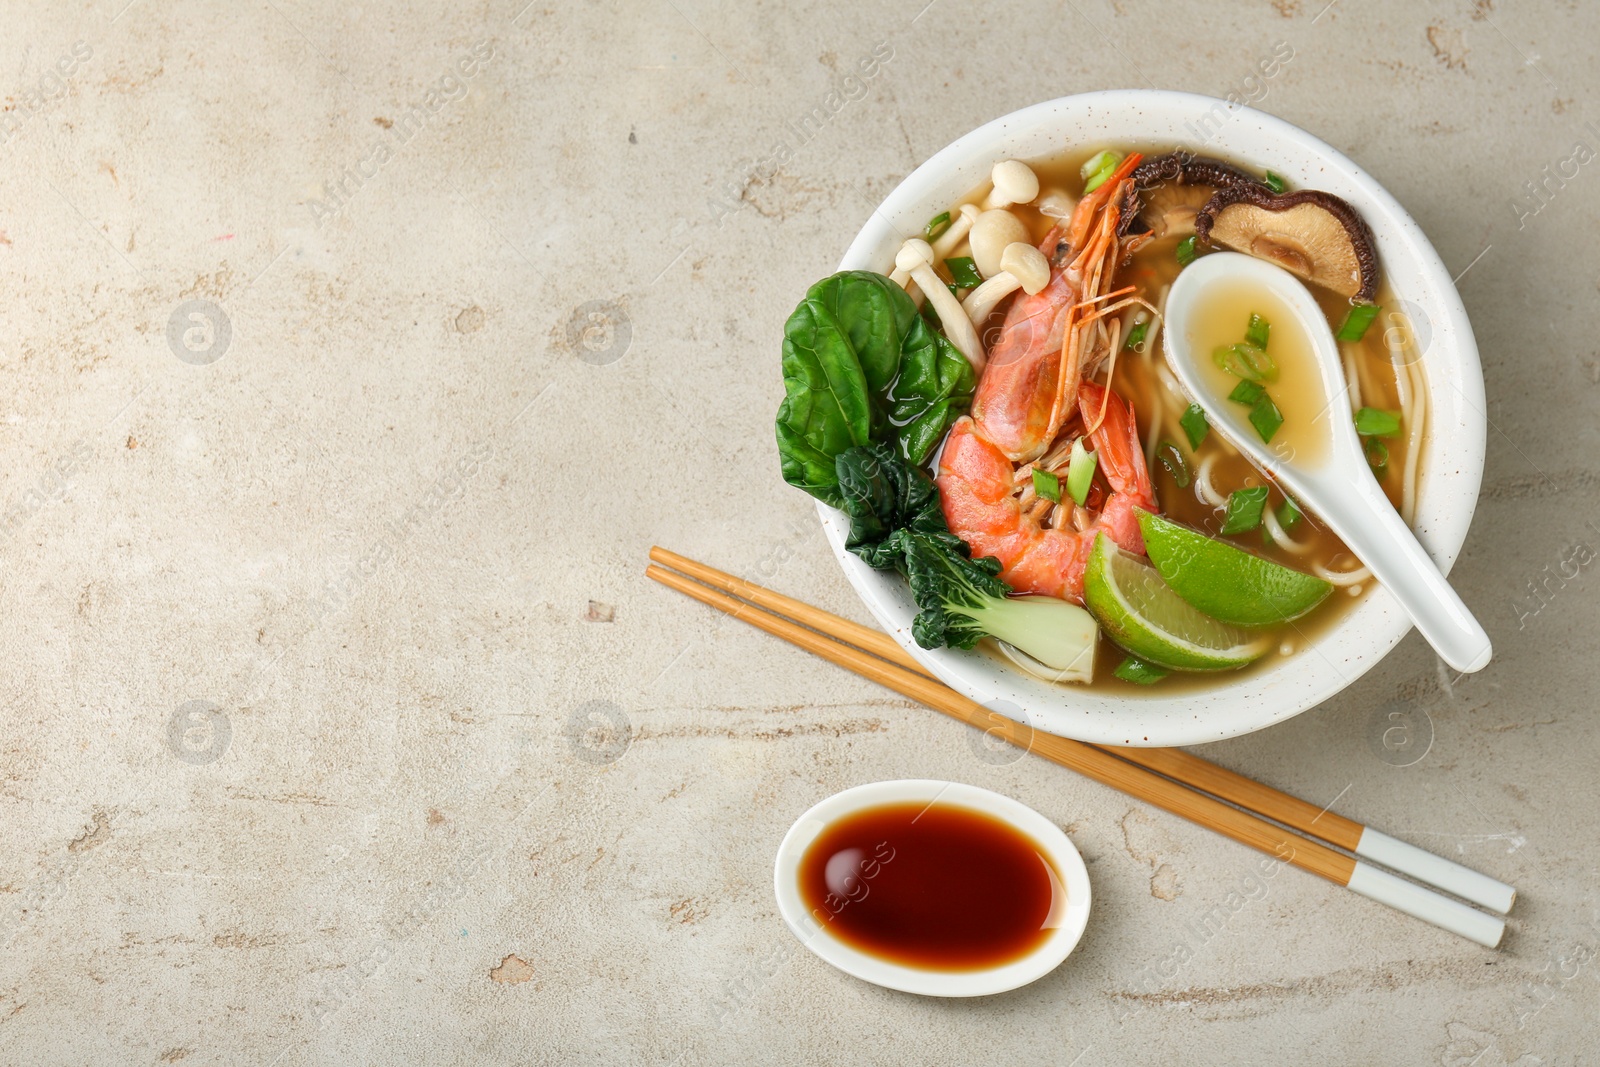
xmin=1136 ymin=510 xmax=1333 ymax=626
xmin=1083 ymin=534 xmax=1272 ymax=672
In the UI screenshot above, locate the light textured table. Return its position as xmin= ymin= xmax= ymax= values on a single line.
xmin=1 ymin=1 xmax=1595 ymax=1063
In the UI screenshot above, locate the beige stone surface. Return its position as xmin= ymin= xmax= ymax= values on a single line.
xmin=0 ymin=0 xmax=1596 ymax=1063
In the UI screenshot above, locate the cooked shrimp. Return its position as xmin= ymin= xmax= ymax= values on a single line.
xmin=972 ymin=153 xmax=1146 ymax=463
xmin=939 ymin=154 xmax=1157 ymax=603
xmin=938 ymin=382 xmax=1155 ymax=603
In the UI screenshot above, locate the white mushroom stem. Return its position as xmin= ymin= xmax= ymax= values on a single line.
xmin=890 ymin=203 xmax=979 ymax=306
xmin=931 ymin=203 xmax=981 ymax=259
xmin=962 ymin=242 xmax=1050 ymax=324
xmin=982 ymin=159 xmax=1040 ymax=210
xmin=895 ymin=238 xmax=985 ymax=373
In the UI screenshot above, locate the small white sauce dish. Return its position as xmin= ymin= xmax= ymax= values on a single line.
xmin=772 ymin=779 xmax=1092 ymax=997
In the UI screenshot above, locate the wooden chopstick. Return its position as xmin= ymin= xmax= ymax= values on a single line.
xmin=646 ymin=550 xmax=1508 ymax=947
xmin=647 ymin=545 xmax=1516 ymax=916
xmin=647 ymin=560 xmax=1353 ymax=880
xmin=1096 ymin=747 xmax=1513 ymax=914
xmin=648 ymin=546 xmax=911 ymax=665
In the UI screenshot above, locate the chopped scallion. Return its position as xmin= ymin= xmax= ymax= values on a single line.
xmin=1213 ymin=342 xmax=1279 ymax=383
xmin=1067 ymin=438 xmax=1098 ymax=507
xmin=1249 ymin=392 xmax=1284 ymax=443
xmin=1220 ymin=486 xmax=1271 ymax=535
xmin=1354 ymin=407 xmax=1402 ymax=438
xmin=1114 ymin=657 xmax=1169 ymax=685
xmin=1155 ymin=441 xmax=1191 ymax=488
xmin=1263 ymin=171 xmax=1287 ymax=194
xmin=924 ymin=211 xmax=952 ymax=241
xmin=1229 ymin=379 xmax=1266 ymax=406
xmin=1218 ymin=381 xmax=1281 ymax=448
xmin=1276 ymin=495 xmax=1303 ymax=533
xmin=1176 ymin=235 xmax=1198 ymax=266
xmin=1180 ymin=403 xmax=1209 ymax=449
xmin=1124 ymin=320 xmax=1149 ymax=351
xmin=1032 ymin=467 xmax=1062 ymax=504
xmin=1365 ymin=437 xmax=1390 ymax=477
xmin=1337 ymin=303 xmax=1381 ymax=341
xmin=1245 ymin=312 xmax=1271 ymax=350
xmin=1080 ymin=150 xmax=1123 ymax=193
xmin=944 ymin=256 xmax=982 ymax=289
xmin=1079 ymin=150 xmax=1118 ymax=180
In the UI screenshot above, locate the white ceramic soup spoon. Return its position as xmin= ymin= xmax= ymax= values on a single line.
xmin=1162 ymin=252 xmax=1491 ymax=674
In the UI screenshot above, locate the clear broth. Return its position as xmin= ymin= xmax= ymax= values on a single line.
xmin=1186 ymin=279 xmax=1332 ymax=468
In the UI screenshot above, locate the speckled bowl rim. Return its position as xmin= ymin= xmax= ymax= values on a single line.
xmin=817 ymin=90 xmax=1486 ymax=747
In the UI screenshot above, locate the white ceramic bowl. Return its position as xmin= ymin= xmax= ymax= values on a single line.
xmin=772 ymin=780 xmax=1092 ymax=997
xmin=820 ymin=90 xmax=1486 ymax=747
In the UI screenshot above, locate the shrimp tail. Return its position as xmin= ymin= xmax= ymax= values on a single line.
xmin=1080 ymin=381 xmax=1157 ymax=556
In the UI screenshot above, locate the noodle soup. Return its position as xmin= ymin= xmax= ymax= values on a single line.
xmin=775 ymin=137 xmax=1431 ymax=695
xmin=962 ymin=149 xmax=1428 ymax=689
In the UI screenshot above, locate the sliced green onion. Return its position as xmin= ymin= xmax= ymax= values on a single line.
xmin=1213 ymin=342 xmax=1279 ymax=383
xmin=1176 ymin=235 xmax=1198 ymax=266
xmin=1124 ymin=320 xmax=1149 ymax=351
xmin=1365 ymin=437 xmax=1390 ymax=477
xmin=1263 ymin=171 xmax=1287 ymax=194
xmin=1245 ymin=312 xmax=1271 ymax=350
xmin=944 ymin=256 xmax=982 ymax=289
xmin=1229 ymin=379 xmax=1266 ymax=405
xmin=1155 ymin=441 xmax=1191 ymax=488
xmin=1114 ymin=657 xmax=1169 ymax=685
xmin=924 ymin=210 xmax=952 ymax=241
xmin=1080 ymin=150 xmax=1123 ymax=193
xmin=1067 ymin=437 xmax=1098 ymax=507
xmin=1276 ymin=495 xmax=1303 ymax=533
xmin=1337 ymin=303 xmax=1381 ymax=341
xmin=1080 ymin=150 xmax=1119 ymax=181
xmin=1249 ymin=392 xmax=1284 ymax=443
xmin=1032 ymin=467 xmax=1062 ymax=504
xmin=1220 ymin=486 xmax=1271 ymax=535
xmin=1180 ymin=403 xmax=1209 ymax=449
xmin=1354 ymin=407 xmax=1402 ymax=438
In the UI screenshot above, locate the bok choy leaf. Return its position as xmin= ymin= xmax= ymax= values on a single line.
xmin=835 ymin=444 xmax=1098 ymax=677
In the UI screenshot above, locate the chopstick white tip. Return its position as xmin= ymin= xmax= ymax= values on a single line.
xmin=1355 ymin=828 xmax=1516 ymax=915
xmin=1346 ymin=862 xmax=1504 ymax=948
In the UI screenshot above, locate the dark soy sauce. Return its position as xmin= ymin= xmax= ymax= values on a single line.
xmin=797 ymin=801 xmax=1062 ymax=971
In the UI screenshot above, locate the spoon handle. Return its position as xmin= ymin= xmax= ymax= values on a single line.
xmin=1327 ymin=475 xmax=1492 ymax=673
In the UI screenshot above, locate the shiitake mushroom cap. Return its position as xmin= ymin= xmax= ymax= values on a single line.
xmin=1131 ymin=152 xmax=1268 ymax=192
xmin=1194 ymin=185 xmax=1381 ymax=303
xmin=1116 ymin=151 xmax=1269 ymax=239
xmin=1135 ymin=184 xmax=1215 ymax=240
